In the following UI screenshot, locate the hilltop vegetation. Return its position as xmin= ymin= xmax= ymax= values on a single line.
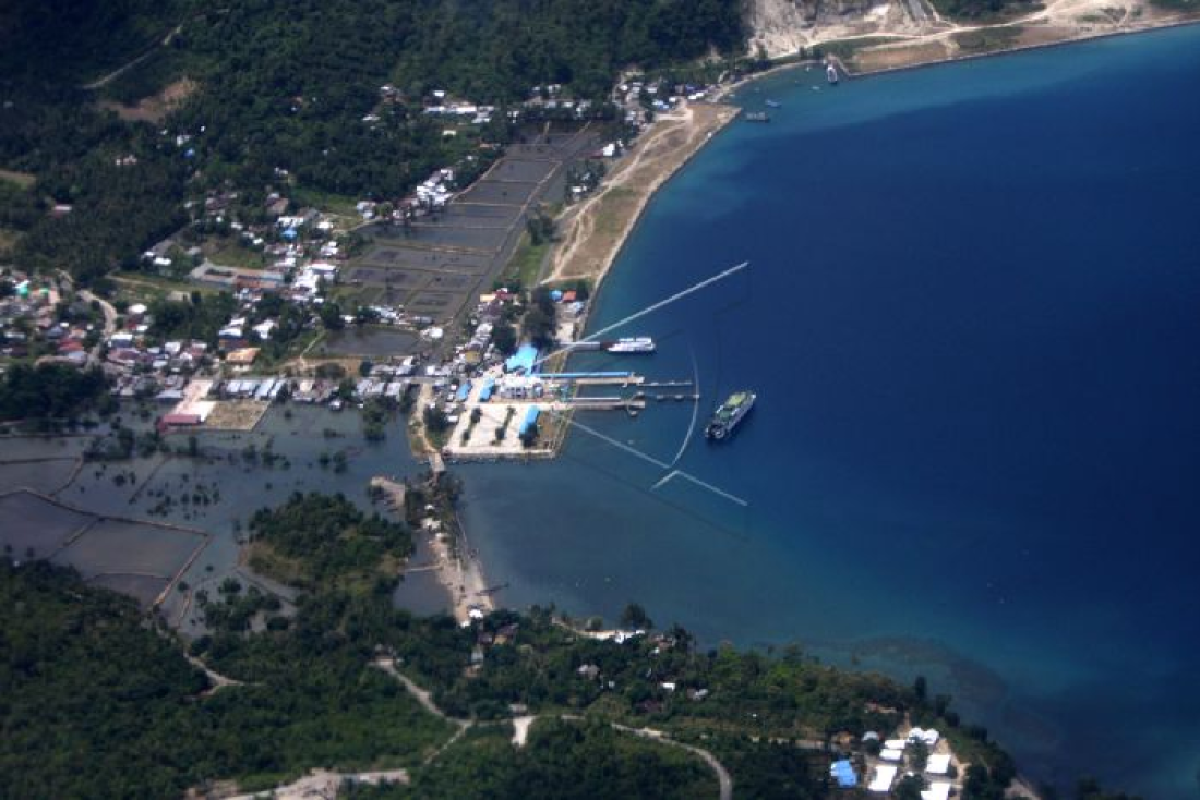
xmin=0 ymin=0 xmax=745 ymax=285
xmin=350 ymin=719 xmax=719 ymax=800
xmin=0 ymin=0 xmax=185 ymax=83
xmin=0 ymin=560 xmax=452 ymax=798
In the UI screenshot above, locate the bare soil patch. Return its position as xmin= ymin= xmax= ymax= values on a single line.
xmin=99 ymin=77 xmax=196 ymax=124
xmin=852 ymin=41 xmax=954 ymax=70
xmin=204 ymin=400 xmax=270 ymax=431
xmin=0 ymin=169 xmax=36 ymax=188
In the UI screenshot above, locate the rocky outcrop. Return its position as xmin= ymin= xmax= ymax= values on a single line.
xmin=747 ymin=0 xmax=932 ymax=58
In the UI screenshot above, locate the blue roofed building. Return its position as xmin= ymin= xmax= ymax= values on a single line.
xmin=829 ymin=760 xmax=856 ymax=788
xmin=518 ymin=405 xmax=540 ymax=436
xmin=505 ymin=344 xmax=539 ymax=375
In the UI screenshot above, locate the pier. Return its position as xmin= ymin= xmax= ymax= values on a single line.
xmin=560 ymin=374 xmax=645 ymax=386
xmin=558 ymin=397 xmax=647 ymax=411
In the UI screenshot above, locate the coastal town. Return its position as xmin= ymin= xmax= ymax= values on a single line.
xmin=0 ymin=61 xmax=990 ymax=799
xmin=3 ymin=0 xmax=1193 ymax=795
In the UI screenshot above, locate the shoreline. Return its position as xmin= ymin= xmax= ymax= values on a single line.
xmin=541 ymin=13 xmax=1196 ymax=327
xmin=412 ymin=15 xmax=1198 ymax=632
xmin=543 ymin=101 xmax=739 ymax=295
xmin=442 ymin=22 xmax=1198 ymax=793
xmin=540 ymin=14 xmax=1199 ymax=339
xmin=841 ymin=16 xmax=1200 ymax=79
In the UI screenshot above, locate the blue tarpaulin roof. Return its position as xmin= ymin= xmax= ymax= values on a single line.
xmin=831 ymin=760 xmax=856 ymax=788
xmin=505 ymin=345 xmax=539 ymax=374
xmin=479 ymin=378 xmax=494 ymax=401
xmin=519 ymin=405 xmax=540 ymax=435
xmin=455 ymin=381 xmax=471 ymax=402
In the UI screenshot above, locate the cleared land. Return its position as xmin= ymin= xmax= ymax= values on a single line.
xmin=203 ymin=400 xmax=270 ymax=431
xmin=546 ymin=102 xmax=738 ymax=288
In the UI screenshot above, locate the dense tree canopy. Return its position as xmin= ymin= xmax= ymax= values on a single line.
xmin=246 ymin=491 xmax=414 ymax=590
xmin=0 ymin=561 xmax=451 ymax=798
xmin=0 ymin=364 xmax=110 ymax=423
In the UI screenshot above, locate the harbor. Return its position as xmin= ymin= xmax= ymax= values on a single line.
xmin=435 ymin=346 xmax=700 ymax=462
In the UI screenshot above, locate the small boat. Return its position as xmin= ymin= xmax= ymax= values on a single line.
xmin=743 ymin=111 xmax=770 ymax=123
xmin=826 ymin=63 xmax=839 ymax=85
xmin=603 ymin=337 xmax=655 ymax=354
xmin=765 ymin=99 xmax=782 ymax=109
xmin=705 ymin=390 xmax=756 ymax=441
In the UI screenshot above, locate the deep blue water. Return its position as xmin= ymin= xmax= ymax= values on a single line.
xmin=461 ymin=27 xmax=1200 ymax=796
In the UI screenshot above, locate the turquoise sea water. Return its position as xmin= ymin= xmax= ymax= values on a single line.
xmin=460 ymin=27 xmax=1200 ymax=795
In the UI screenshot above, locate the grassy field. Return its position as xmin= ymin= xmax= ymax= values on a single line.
xmin=0 ymin=228 xmax=22 ymax=255
xmin=820 ymin=36 xmax=909 ymax=62
xmin=111 ymin=271 xmax=219 ymax=300
xmin=501 ymin=231 xmax=551 ymax=289
xmin=0 ymin=169 xmax=36 ymax=188
xmin=206 ymin=239 xmax=268 ymax=270
xmin=290 ymin=187 xmax=364 ymax=220
xmin=953 ymin=26 xmax=1025 ymax=52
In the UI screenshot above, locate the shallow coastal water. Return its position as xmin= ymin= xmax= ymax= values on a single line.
xmin=460 ymin=26 xmax=1200 ymax=795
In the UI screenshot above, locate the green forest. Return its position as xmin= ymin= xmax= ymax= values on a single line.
xmin=0 ymin=0 xmax=745 ymax=285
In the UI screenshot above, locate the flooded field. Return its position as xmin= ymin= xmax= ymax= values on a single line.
xmin=0 ymin=490 xmax=206 ymax=608
xmin=321 ymin=328 xmax=421 ymax=357
xmin=0 ymin=459 xmax=78 ymax=494
xmin=0 ymin=491 xmax=91 ymax=555
xmin=0 ymin=403 xmax=448 ymax=628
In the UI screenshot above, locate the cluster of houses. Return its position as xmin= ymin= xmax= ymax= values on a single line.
xmin=521 ymin=83 xmax=597 ymax=118
xmin=0 ymin=274 xmax=96 ymax=365
xmin=864 ymin=727 xmax=958 ymax=799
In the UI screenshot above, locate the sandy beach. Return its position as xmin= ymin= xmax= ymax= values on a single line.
xmin=542 ymin=5 xmax=1195 ymax=293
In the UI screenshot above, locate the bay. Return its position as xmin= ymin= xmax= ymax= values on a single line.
xmin=461 ymin=25 xmax=1200 ymax=795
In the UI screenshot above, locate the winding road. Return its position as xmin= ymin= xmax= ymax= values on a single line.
xmin=372 ymin=658 xmax=733 ymax=799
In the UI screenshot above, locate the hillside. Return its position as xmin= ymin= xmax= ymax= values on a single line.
xmin=746 ymin=0 xmax=1198 ymax=67
xmin=0 ymin=0 xmax=746 ymax=284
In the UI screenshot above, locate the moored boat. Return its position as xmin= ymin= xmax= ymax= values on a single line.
xmin=705 ymin=390 xmax=756 ymax=441
xmin=603 ymin=337 xmax=656 ymax=354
